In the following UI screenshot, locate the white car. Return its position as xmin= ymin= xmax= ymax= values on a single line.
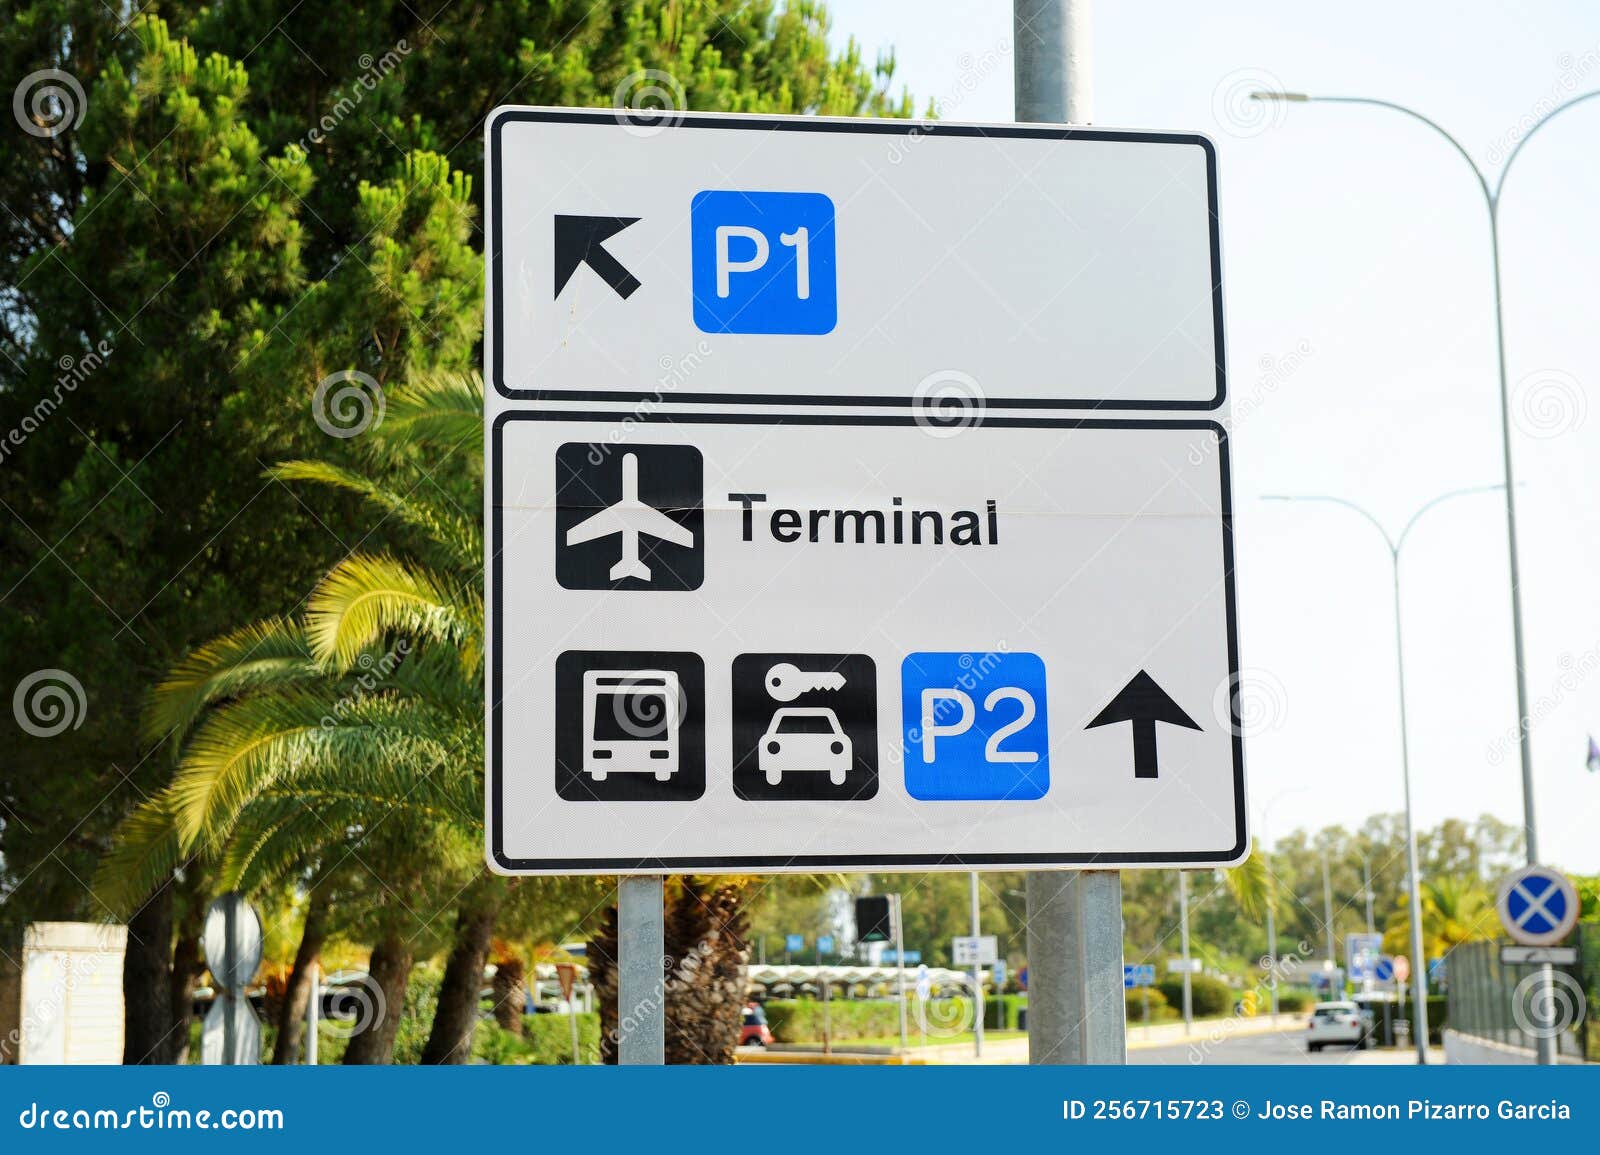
xmin=759 ymin=707 xmax=851 ymax=785
xmin=1306 ymin=1000 xmax=1375 ymax=1051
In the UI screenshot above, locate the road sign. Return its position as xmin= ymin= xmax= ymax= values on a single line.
xmin=785 ymin=934 xmax=805 ymax=954
xmin=1499 ymin=945 xmax=1579 ymax=966
xmin=992 ymin=961 xmax=1008 ymax=988
xmin=1345 ymin=933 xmax=1383 ymax=982
xmin=486 ymin=412 xmax=1244 ymax=873
xmin=202 ymin=894 xmax=262 ymax=992
xmin=881 ymin=949 xmax=921 ymax=965
xmin=555 ymin=962 xmax=577 ymax=1002
xmin=486 ymin=108 xmax=1224 ymax=410
xmin=952 ymin=935 xmax=999 ymax=966
xmin=817 ymin=935 xmax=835 ymax=956
xmin=1497 ymin=865 xmax=1580 ymax=947
xmin=1392 ymin=955 xmax=1411 ymax=984
xmin=1167 ymin=958 xmax=1202 ymax=974
xmin=1374 ymin=957 xmax=1395 ymax=983
xmin=1123 ymin=964 xmax=1156 ymax=989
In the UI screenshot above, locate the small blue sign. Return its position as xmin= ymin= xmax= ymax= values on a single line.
xmin=817 ymin=935 xmax=835 ymax=955
xmin=992 ymin=961 xmax=1007 ymax=986
xmin=690 ymin=190 xmax=837 ymax=334
xmin=1501 ymin=868 xmax=1574 ymax=942
xmin=1123 ymin=964 xmax=1156 ymax=989
xmin=785 ymin=933 xmax=805 ymax=953
xmin=881 ymin=949 xmax=921 ymax=964
xmin=1374 ymin=958 xmax=1395 ymax=983
xmin=901 ymin=651 xmax=1050 ymax=800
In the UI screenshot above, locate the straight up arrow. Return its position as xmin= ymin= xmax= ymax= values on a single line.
xmin=1086 ymin=670 xmax=1201 ymax=779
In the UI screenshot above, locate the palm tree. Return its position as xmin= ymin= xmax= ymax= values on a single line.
xmin=1383 ymin=873 xmax=1497 ymax=961
xmin=97 ymin=371 xmax=491 ymax=1063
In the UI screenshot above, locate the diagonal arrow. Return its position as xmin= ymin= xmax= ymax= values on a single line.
xmin=1085 ymin=670 xmax=1201 ymax=779
xmin=553 ymin=215 xmax=641 ymax=299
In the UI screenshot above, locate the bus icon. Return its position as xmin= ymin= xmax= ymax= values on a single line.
xmin=582 ymin=669 xmax=682 ymax=781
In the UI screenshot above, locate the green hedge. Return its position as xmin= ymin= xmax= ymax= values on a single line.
xmin=1125 ymin=985 xmax=1174 ymax=1022
xmin=984 ymin=993 xmax=1027 ymax=1030
xmin=1397 ymin=996 xmax=1448 ymax=1044
xmin=473 ymin=1014 xmax=601 ymax=1064
xmin=1156 ymin=973 xmax=1232 ymax=1018
xmin=1276 ymin=990 xmax=1312 ymax=1013
xmin=765 ymin=999 xmax=904 ymax=1042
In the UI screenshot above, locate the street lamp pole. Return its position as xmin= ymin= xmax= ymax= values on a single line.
xmin=1254 ymin=88 xmax=1600 ymax=1062
xmin=1265 ymin=484 xmax=1505 ymax=1063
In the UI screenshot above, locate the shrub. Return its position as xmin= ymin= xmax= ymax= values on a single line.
xmin=764 ymin=998 xmax=906 ymax=1042
xmin=1156 ymin=973 xmax=1231 ymax=1018
xmin=984 ymin=993 xmax=1027 ymax=1031
xmin=470 ymin=1014 xmax=600 ymax=1064
xmin=1276 ymin=990 xmax=1311 ymax=1013
xmin=1125 ymin=985 xmax=1173 ymax=1022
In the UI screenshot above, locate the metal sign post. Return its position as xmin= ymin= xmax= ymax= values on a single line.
xmin=617 ymin=876 xmax=664 ymax=1064
xmin=1016 ymin=0 xmax=1126 ymax=1068
xmin=969 ymin=872 xmax=984 ymax=1059
xmin=306 ymin=961 xmax=319 ymax=1065
xmin=893 ymin=894 xmax=909 ymax=1063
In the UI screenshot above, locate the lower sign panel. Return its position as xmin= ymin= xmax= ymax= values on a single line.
xmin=488 ymin=413 xmax=1246 ymax=872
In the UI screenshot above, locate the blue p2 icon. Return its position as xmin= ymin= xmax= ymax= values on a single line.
xmin=901 ymin=652 xmax=1050 ymax=801
xmin=691 ymin=190 xmax=837 ymax=334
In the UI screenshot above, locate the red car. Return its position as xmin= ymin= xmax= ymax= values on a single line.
xmin=740 ymin=1002 xmax=774 ymax=1047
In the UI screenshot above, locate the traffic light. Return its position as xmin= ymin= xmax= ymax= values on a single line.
xmin=855 ymin=896 xmax=893 ymax=943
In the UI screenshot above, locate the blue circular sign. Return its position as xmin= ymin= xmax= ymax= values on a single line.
xmin=1497 ymin=866 xmax=1579 ymax=947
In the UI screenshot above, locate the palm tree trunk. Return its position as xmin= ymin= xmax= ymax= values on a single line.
xmin=419 ymin=886 xmax=503 ymax=1064
xmin=272 ymin=884 xmax=330 ymax=1064
xmin=491 ymin=958 xmax=525 ymax=1035
xmin=122 ymin=879 xmax=174 ymax=1064
xmin=341 ymin=933 xmax=412 ymax=1064
xmin=167 ymin=890 xmax=205 ymax=1065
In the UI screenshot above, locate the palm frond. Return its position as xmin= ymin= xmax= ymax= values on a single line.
xmin=93 ymin=792 xmax=188 ymax=916
xmin=143 ymin=616 xmax=316 ymax=751
xmin=306 ymin=552 xmax=472 ymax=669
xmin=382 ymin=369 xmax=483 ymax=455
xmin=267 ymin=459 xmax=479 ymax=566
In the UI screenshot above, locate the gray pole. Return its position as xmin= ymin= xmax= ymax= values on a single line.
xmin=893 ymin=894 xmax=909 ymax=1061
xmin=1321 ymin=851 xmax=1336 ymax=968
xmin=1363 ymin=856 xmax=1376 ymax=936
xmin=306 ymin=961 xmax=319 ymax=1065
xmin=1016 ymin=0 xmax=1123 ymax=1067
xmin=223 ymin=897 xmax=237 ymax=1065
xmin=1263 ymin=870 xmax=1279 ymax=1020
xmin=1178 ymin=870 xmax=1193 ymax=1033
xmin=618 ymin=875 xmax=665 ymax=1064
xmin=969 ymin=871 xmax=984 ymax=1059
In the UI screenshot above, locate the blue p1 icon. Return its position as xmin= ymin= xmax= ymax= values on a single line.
xmin=690 ymin=190 xmax=837 ymax=334
xmin=901 ymin=652 xmax=1050 ymax=800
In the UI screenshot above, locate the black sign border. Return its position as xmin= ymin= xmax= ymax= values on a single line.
xmin=489 ymin=409 xmax=1246 ymax=873
xmin=488 ymin=108 xmax=1227 ymax=412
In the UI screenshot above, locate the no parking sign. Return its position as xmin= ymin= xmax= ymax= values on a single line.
xmin=1496 ymin=866 xmax=1580 ymax=947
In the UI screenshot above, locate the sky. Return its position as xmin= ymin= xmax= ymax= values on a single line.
xmin=825 ymin=0 xmax=1600 ymax=871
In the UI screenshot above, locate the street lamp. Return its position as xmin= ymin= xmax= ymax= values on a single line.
xmin=1264 ymin=483 xmax=1506 ymax=1063
xmin=1251 ymin=87 xmax=1600 ymax=1063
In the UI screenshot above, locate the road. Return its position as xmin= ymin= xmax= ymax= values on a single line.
xmin=1130 ymin=1029 xmax=1427 ymax=1065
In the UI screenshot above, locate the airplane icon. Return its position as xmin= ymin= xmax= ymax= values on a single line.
xmin=564 ymin=452 xmax=695 ymax=582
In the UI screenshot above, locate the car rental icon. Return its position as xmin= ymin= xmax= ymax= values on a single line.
xmin=758 ymin=707 xmax=851 ymax=786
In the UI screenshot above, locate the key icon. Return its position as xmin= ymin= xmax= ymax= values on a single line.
xmin=765 ymin=662 xmax=847 ymax=702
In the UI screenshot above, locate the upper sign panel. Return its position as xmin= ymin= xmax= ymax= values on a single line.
xmin=487 ymin=108 xmax=1225 ymax=409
